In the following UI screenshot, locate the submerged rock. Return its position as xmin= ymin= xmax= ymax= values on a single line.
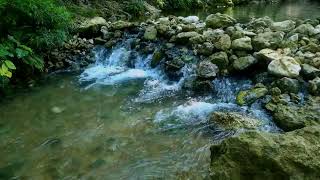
xmin=205 ymin=13 xmax=236 ymax=29
xmin=268 ymin=56 xmax=301 ymax=78
xmin=236 ymin=87 xmax=268 ymax=105
xmin=209 ymin=112 xmax=261 ymax=130
xmin=210 ymin=126 xmax=320 ymax=179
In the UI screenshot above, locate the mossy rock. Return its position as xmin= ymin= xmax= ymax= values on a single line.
xmin=236 ymin=87 xmax=268 ymax=106
xmin=211 ymin=126 xmax=320 ymax=180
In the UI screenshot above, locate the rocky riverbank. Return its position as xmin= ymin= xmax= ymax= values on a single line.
xmin=50 ymin=12 xmax=320 ymax=178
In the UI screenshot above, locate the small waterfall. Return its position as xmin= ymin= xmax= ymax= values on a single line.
xmin=80 ymin=42 xmax=279 ymax=134
xmin=79 ymin=42 xmax=194 ymax=102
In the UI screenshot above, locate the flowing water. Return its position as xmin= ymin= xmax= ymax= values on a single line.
xmin=1 ymin=1 xmax=318 ymax=179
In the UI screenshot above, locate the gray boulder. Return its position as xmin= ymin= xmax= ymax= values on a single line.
xmin=233 ymin=55 xmax=257 ymax=71
xmin=268 ymin=56 xmax=301 ymax=78
xmin=231 ymin=37 xmax=253 ymax=51
xmin=205 ymin=13 xmax=236 ymax=29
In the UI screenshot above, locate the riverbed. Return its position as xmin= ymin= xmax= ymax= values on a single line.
xmin=1 ymin=0 xmax=319 ymax=179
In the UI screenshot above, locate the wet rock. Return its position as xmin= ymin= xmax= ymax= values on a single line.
xmin=208 ymin=52 xmax=229 ymax=69
xmin=209 ymin=112 xmax=261 ymax=130
xmin=174 ymin=31 xmax=199 ymax=43
xmin=274 ymin=77 xmax=300 ymax=94
xmin=232 ymin=55 xmax=257 ymax=71
xmin=151 ymin=49 xmax=164 ymax=68
xmin=309 ymin=77 xmax=320 ymax=95
xmin=252 ymin=31 xmax=285 ymax=50
xmin=195 ymin=42 xmax=214 ymax=55
xmin=205 ymin=13 xmax=236 ymax=29
xmin=144 ymin=26 xmax=157 ymax=40
xmin=271 ymin=20 xmax=296 ymax=32
xmin=192 ymin=80 xmax=215 ymax=93
xmin=268 ymin=56 xmax=301 ymax=78
xmin=213 ymin=34 xmax=231 ymax=51
xmin=236 ymin=87 xmax=268 ymax=105
xmin=267 ymin=97 xmax=320 ymax=131
xmin=210 ymin=126 xmax=320 ymax=179
xmin=197 ymin=61 xmax=219 ymax=79
xmin=189 ymin=34 xmax=205 ymax=44
xmin=301 ymin=64 xmax=320 ymax=80
xmin=231 ymin=37 xmax=253 ymax=51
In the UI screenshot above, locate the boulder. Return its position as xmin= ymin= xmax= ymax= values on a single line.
xmin=266 ymin=97 xmax=320 ymax=131
xmin=78 ymin=17 xmax=108 ymax=37
xmin=271 ymin=20 xmax=296 ymax=32
xmin=231 ymin=37 xmax=253 ymax=51
xmin=182 ymin=16 xmax=199 ymax=24
xmin=247 ymin=16 xmax=273 ymax=31
xmin=290 ymin=24 xmax=316 ymax=36
xmin=210 ymin=126 xmax=320 ymax=179
xmin=309 ymin=77 xmax=320 ymax=95
xmin=301 ymin=64 xmax=320 ymax=79
xmin=111 ymin=20 xmax=134 ymax=30
xmin=268 ymin=56 xmax=301 ymax=78
xmin=151 ymin=49 xmax=164 ymax=68
xmin=195 ymin=42 xmax=214 ymax=55
xmin=274 ymin=77 xmax=300 ymax=94
xmin=144 ymin=26 xmax=157 ymax=40
xmin=233 ymin=55 xmax=257 ymax=71
xmin=175 ymin=31 xmax=200 ymax=43
xmin=252 ymin=31 xmax=285 ymax=50
xmin=213 ymin=34 xmax=232 ymax=51
xmin=255 ymin=48 xmax=282 ymax=62
xmin=208 ymin=52 xmax=229 ymax=69
xmin=209 ymin=112 xmax=262 ymax=130
xmin=197 ymin=61 xmax=219 ymax=79
xmin=205 ymin=13 xmax=236 ymax=29
xmin=236 ymin=87 xmax=268 ymax=105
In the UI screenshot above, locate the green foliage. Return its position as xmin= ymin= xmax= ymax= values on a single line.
xmin=162 ymin=0 xmax=204 ymax=9
xmin=0 ymin=36 xmax=44 ymax=79
xmin=124 ymin=0 xmax=146 ymax=16
xmin=0 ymin=0 xmax=71 ymax=87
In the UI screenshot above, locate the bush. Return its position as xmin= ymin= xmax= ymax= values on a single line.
xmin=124 ymin=0 xmax=146 ymax=16
xmin=0 ymin=0 xmax=71 ymax=84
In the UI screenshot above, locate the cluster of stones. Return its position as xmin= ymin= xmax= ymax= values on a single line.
xmin=57 ymin=14 xmax=320 ymax=178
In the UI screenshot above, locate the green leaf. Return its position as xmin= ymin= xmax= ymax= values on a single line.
xmin=1 ymin=64 xmax=12 ymax=78
xmin=15 ymin=48 xmax=29 ymax=58
xmin=4 ymin=60 xmax=16 ymax=70
xmin=18 ymin=45 xmax=33 ymax=53
xmin=0 ymin=47 xmax=14 ymax=58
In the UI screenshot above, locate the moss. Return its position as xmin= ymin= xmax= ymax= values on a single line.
xmin=236 ymin=87 xmax=268 ymax=106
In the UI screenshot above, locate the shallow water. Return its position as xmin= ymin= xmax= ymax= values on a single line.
xmin=3 ymin=0 xmax=318 ymax=178
xmin=0 ymin=42 xmax=279 ymax=179
xmin=165 ymin=0 xmax=320 ymax=22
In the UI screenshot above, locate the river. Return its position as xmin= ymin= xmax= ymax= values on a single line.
xmin=0 ymin=0 xmax=319 ymax=179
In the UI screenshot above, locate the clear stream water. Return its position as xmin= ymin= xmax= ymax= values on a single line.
xmin=0 ymin=1 xmax=319 ymax=179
